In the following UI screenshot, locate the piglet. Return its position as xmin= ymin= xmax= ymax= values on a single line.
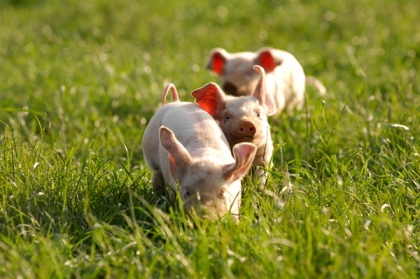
xmin=206 ymin=47 xmax=326 ymax=114
xmin=142 ymin=84 xmax=257 ymax=220
xmin=161 ymin=83 xmax=180 ymax=106
xmin=192 ymin=65 xmax=274 ymax=186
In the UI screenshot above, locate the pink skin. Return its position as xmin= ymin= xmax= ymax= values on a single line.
xmin=161 ymin=83 xmax=179 ymax=106
xmin=206 ymin=47 xmax=326 ymax=115
xmin=192 ymin=66 xmax=275 ymax=186
xmin=142 ymin=84 xmax=257 ymax=220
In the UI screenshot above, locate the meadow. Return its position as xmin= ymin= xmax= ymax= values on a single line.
xmin=0 ymin=0 xmax=419 ymax=278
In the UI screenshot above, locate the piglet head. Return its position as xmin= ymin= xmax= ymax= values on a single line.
xmin=159 ymin=126 xmax=256 ymax=220
xmin=206 ymin=47 xmax=283 ymax=96
xmin=192 ymin=65 xmax=276 ymax=150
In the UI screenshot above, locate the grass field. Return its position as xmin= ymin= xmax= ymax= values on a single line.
xmin=1 ymin=0 xmax=419 ymax=278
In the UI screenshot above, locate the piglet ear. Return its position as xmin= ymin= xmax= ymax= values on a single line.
xmin=223 ymin=143 xmax=257 ymax=181
xmin=206 ymin=48 xmax=229 ymax=75
xmin=253 ymin=65 xmax=276 ymax=115
xmin=255 ymin=48 xmax=283 ymax=73
xmin=191 ymin=82 xmax=226 ymax=118
xmin=159 ymin=126 xmax=192 ymax=179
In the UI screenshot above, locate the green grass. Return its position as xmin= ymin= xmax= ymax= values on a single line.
xmin=1 ymin=0 xmax=419 ymax=278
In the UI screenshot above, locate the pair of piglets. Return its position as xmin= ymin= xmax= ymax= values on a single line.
xmin=192 ymin=66 xmax=274 ymax=186
xmin=142 ymin=84 xmax=257 ymax=220
xmin=206 ymin=47 xmax=326 ymax=114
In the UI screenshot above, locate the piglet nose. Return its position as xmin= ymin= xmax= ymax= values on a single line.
xmin=223 ymin=82 xmax=237 ymax=95
xmin=236 ymin=121 xmax=256 ymax=137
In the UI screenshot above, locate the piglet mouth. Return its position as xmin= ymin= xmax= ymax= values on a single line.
xmin=231 ymin=135 xmax=258 ymax=146
xmin=184 ymin=202 xmax=225 ymax=220
xmin=234 ymin=135 xmax=255 ymax=141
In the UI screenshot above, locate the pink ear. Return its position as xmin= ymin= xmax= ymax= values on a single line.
xmin=159 ymin=126 xmax=192 ymax=179
xmin=206 ymin=48 xmax=228 ymax=75
xmin=256 ymin=48 xmax=282 ymax=73
xmin=191 ymin=82 xmax=226 ymax=118
xmin=223 ymin=143 xmax=257 ymax=181
xmin=253 ymin=65 xmax=276 ymax=115
xmin=212 ymin=52 xmax=225 ymax=74
xmin=259 ymin=51 xmax=277 ymax=72
xmin=169 ymin=155 xmax=177 ymax=179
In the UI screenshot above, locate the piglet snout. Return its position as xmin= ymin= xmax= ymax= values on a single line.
xmin=236 ymin=121 xmax=256 ymax=138
xmin=223 ymin=82 xmax=237 ymax=95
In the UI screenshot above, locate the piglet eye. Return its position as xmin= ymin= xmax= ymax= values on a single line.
xmin=255 ymin=110 xmax=261 ymax=118
xmin=217 ymin=189 xmax=226 ymax=199
xmin=246 ymin=69 xmax=255 ymax=77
